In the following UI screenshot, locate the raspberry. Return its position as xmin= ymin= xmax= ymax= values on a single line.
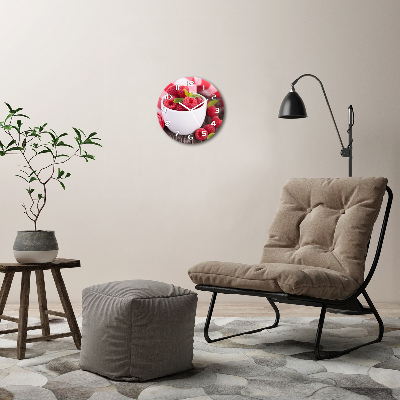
xmin=163 ymin=98 xmax=176 ymax=110
xmin=176 ymin=103 xmax=187 ymax=111
xmin=166 ymin=85 xmax=178 ymax=97
xmin=158 ymin=113 xmax=164 ymax=129
xmin=195 ymin=128 xmax=208 ymax=141
xmin=177 ymin=85 xmax=189 ymax=98
xmin=196 ymin=97 xmax=204 ymax=106
xmin=183 ymin=97 xmax=197 ymax=109
xmin=203 ymin=124 xmax=215 ymax=135
xmin=211 ymin=116 xmax=222 ymax=128
xmin=207 ymin=105 xmax=218 ymax=117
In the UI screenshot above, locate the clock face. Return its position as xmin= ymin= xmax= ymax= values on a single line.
xmin=157 ymin=77 xmax=224 ymax=144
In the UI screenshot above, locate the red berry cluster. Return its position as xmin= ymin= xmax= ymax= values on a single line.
xmin=195 ymin=106 xmax=222 ymax=141
xmin=163 ymin=85 xmax=204 ymax=111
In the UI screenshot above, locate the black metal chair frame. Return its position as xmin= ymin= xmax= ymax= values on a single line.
xmin=196 ymin=186 xmax=393 ymax=360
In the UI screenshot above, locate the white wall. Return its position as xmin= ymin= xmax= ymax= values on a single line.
xmin=0 ymin=0 xmax=399 ymax=304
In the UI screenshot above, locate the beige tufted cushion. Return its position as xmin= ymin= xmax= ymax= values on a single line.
xmin=188 ymin=178 xmax=388 ymax=300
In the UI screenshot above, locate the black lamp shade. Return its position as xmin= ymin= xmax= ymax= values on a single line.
xmin=278 ymin=91 xmax=307 ymax=118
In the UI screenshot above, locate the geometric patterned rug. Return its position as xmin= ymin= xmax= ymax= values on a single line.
xmin=0 ymin=316 xmax=400 ymax=399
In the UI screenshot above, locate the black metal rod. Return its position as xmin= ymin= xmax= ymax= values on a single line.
xmin=356 ymin=186 xmax=392 ymax=294
xmin=363 ymin=290 xmax=384 ymax=341
xmin=314 ymin=303 xmax=327 ymax=360
xmin=292 ymin=74 xmax=345 ymax=150
xmin=348 ymin=105 xmax=353 ymax=177
xmin=204 ymin=293 xmax=280 ymax=343
xmin=314 ymin=290 xmax=384 ymax=360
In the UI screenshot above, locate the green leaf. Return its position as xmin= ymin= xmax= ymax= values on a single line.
xmin=26 ymin=188 xmax=35 ymax=195
xmin=55 ymin=154 xmax=69 ymax=158
xmin=58 ymin=181 xmax=66 ymax=190
xmin=38 ymin=123 xmax=47 ymax=132
xmin=192 ymin=94 xmax=202 ymax=98
xmin=173 ymin=98 xmax=184 ymax=103
xmin=49 ymin=131 xmax=57 ymax=144
xmin=4 ymin=102 xmax=13 ymax=112
xmin=38 ymin=148 xmax=51 ymax=154
xmin=65 ymin=172 xmax=71 ymax=178
xmin=29 ymin=177 xmax=37 ymax=183
xmin=6 ymin=140 xmax=16 ymax=148
xmin=17 ymin=120 xmax=22 ymax=128
xmin=57 ymin=141 xmax=73 ymax=148
xmin=73 ymin=127 xmax=82 ymax=142
xmin=3 ymin=125 xmax=11 ymax=130
xmin=82 ymin=138 xmax=94 ymax=145
xmin=58 ymin=132 xmax=68 ymax=138
xmin=207 ymin=100 xmax=218 ymax=108
xmin=80 ymin=154 xmax=95 ymax=161
xmin=207 ymin=132 xmax=216 ymax=139
xmin=38 ymin=194 xmax=44 ymax=200
xmin=57 ymin=168 xmax=64 ymax=179
xmin=7 ymin=147 xmax=23 ymax=152
xmin=0 ymin=151 xmax=5 ymax=156
xmin=87 ymin=132 xmax=98 ymax=139
xmin=14 ymin=114 xmax=29 ymax=118
xmin=184 ymin=89 xmax=190 ymax=97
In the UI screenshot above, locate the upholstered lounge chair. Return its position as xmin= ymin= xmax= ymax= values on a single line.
xmin=188 ymin=177 xmax=392 ymax=359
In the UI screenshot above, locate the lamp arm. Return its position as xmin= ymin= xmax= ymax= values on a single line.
xmin=291 ymin=74 xmax=345 ymax=150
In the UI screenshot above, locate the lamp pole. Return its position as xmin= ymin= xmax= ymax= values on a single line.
xmin=279 ymin=74 xmax=354 ymax=177
xmin=348 ymin=105 xmax=353 ymax=177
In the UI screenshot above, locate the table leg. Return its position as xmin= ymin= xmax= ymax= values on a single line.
xmin=0 ymin=272 xmax=15 ymax=322
xmin=17 ymin=270 xmax=31 ymax=360
xmin=35 ymin=270 xmax=51 ymax=337
xmin=51 ymin=268 xmax=81 ymax=349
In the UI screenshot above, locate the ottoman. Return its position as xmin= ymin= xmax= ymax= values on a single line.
xmin=80 ymin=280 xmax=198 ymax=381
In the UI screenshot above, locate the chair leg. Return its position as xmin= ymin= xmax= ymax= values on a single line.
xmin=314 ymin=290 xmax=384 ymax=360
xmin=204 ymin=292 xmax=280 ymax=343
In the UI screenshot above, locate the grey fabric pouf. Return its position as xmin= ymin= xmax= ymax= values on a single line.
xmin=80 ymin=280 xmax=198 ymax=381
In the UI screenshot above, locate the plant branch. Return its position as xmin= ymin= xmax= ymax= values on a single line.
xmin=1 ymin=104 xmax=101 ymax=229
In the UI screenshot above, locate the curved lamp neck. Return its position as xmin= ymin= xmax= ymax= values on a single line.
xmin=291 ymin=74 xmax=345 ymax=150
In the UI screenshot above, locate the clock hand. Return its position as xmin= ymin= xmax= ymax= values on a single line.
xmin=190 ymin=111 xmax=202 ymax=127
xmin=178 ymin=98 xmax=204 ymax=128
xmin=192 ymin=97 xmax=205 ymax=110
xmin=179 ymin=102 xmax=190 ymax=111
xmin=178 ymin=100 xmax=202 ymax=126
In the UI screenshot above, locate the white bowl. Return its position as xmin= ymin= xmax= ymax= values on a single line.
xmin=162 ymin=95 xmax=207 ymax=136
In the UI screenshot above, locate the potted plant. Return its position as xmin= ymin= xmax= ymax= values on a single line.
xmin=0 ymin=103 xmax=101 ymax=263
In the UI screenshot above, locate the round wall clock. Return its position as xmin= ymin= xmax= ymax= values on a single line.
xmin=157 ymin=77 xmax=224 ymax=144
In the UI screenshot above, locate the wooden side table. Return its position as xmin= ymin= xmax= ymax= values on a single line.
xmin=0 ymin=258 xmax=81 ymax=359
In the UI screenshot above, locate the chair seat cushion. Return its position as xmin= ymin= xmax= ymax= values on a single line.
xmin=188 ymin=261 xmax=360 ymax=300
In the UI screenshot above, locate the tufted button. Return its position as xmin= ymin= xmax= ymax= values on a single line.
xmin=329 ymin=246 xmax=334 ymax=251
xmin=340 ymin=209 xmax=345 ymax=214
xmin=306 ymin=208 xmax=312 ymax=213
xmin=294 ymin=245 xmax=300 ymax=250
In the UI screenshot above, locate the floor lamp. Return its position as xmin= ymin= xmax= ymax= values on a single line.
xmin=278 ymin=74 xmax=354 ymax=177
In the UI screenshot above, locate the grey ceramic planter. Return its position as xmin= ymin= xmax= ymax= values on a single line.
xmin=13 ymin=231 xmax=59 ymax=263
